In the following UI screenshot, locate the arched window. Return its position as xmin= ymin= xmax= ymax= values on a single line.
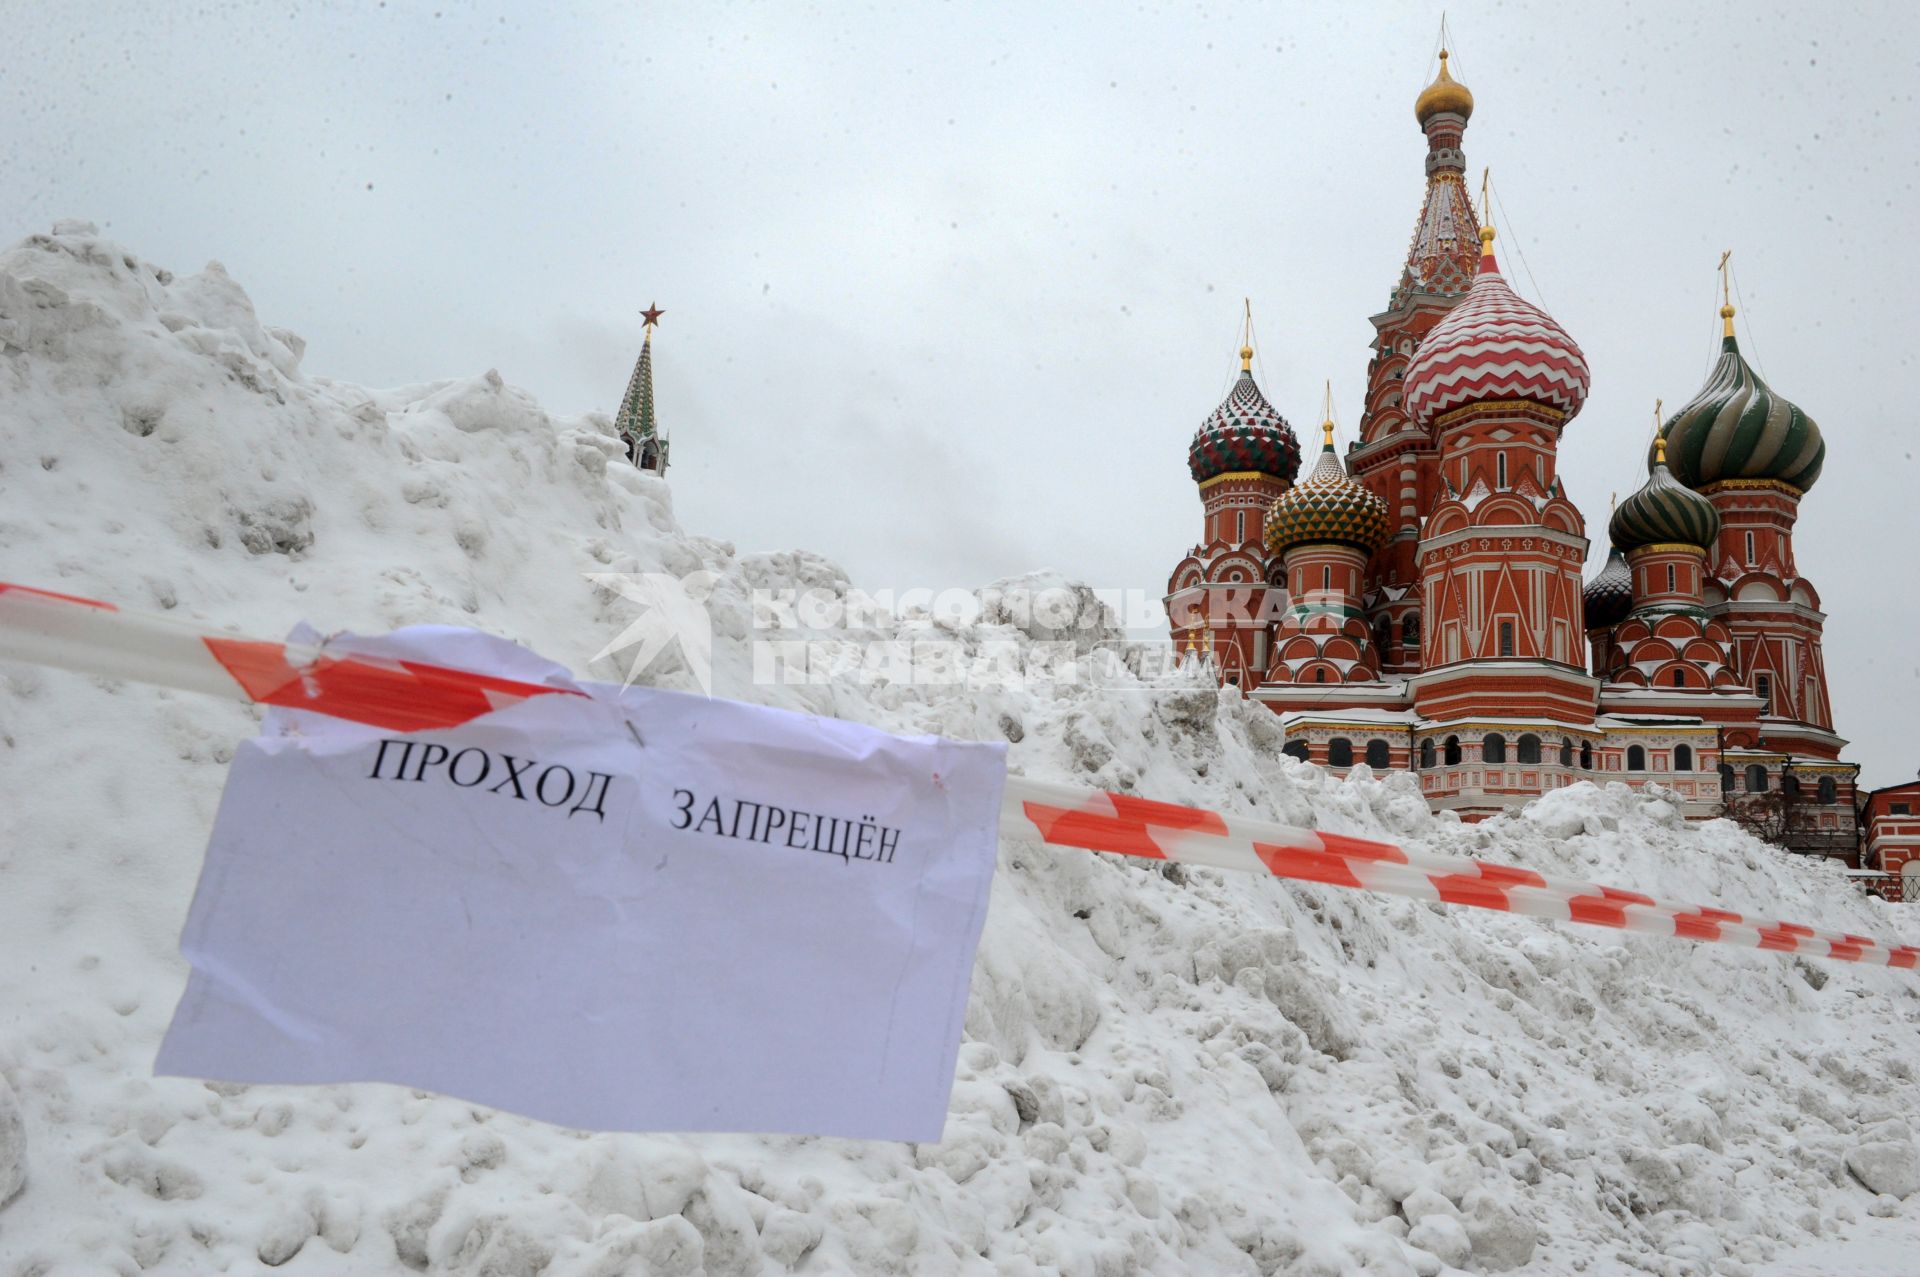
xmin=1496 ymin=452 xmax=1508 ymax=488
xmin=1444 ymin=735 xmax=1462 ymax=765
xmin=1666 ymin=563 xmax=1676 ymax=593
xmin=1314 ymin=668 xmax=1328 ymax=684
xmin=1560 ymin=738 xmax=1574 ymax=767
xmin=1366 ymin=739 xmax=1391 ymax=769
xmin=1483 ymin=733 xmax=1507 ymax=764
xmin=1374 ymin=616 xmax=1392 ymax=653
xmin=1818 ymin=776 xmax=1837 ymax=805
xmin=1327 ymin=738 xmax=1354 ymax=767
xmin=1781 ymin=772 xmax=1801 ymax=798
xmin=1671 ymin=669 xmax=1686 ymax=688
xmin=1420 ymin=738 xmax=1436 ymax=769
xmin=1580 ymin=742 xmax=1593 ymax=770
xmin=1745 ymin=764 xmax=1769 ymax=793
xmin=1756 ymin=673 xmax=1773 ymax=713
xmin=1282 ymin=740 xmax=1310 ymax=762
xmin=1517 ymin=734 xmax=1541 ymax=764
xmin=1719 ymin=763 xmax=1736 ymax=792
xmin=1404 ymin=613 xmax=1420 ymax=648
xmin=1322 ymin=565 xmax=1332 ymax=592
xmin=1674 ymin=744 xmax=1693 ymax=772
xmin=1627 ymin=745 xmax=1646 ymax=772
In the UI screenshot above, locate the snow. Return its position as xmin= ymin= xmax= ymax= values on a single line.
xmin=4 ymin=221 xmax=1920 ymax=1274
xmin=1277 ymin=708 xmax=1417 ymax=728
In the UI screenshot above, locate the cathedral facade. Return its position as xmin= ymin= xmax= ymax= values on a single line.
xmin=1165 ymin=54 xmax=1860 ymax=857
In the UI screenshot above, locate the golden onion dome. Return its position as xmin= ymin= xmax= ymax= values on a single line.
xmin=1415 ymin=49 xmax=1474 ymax=125
xmin=1263 ymin=421 xmax=1392 ymax=558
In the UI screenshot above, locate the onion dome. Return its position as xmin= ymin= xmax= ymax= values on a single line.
xmin=1654 ymin=304 xmax=1824 ymax=493
xmin=1188 ymin=347 xmax=1303 ymax=483
xmin=1263 ymin=420 xmax=1392 ymax=557
xmin=1403 ymin=225 xmax=1591 ymax=429
xmin=1582 ymin=546 xmax=1633 ymax=629
xmin=1610 ymin=437 xmax=1722 ymax=553
xmin=1415 ymin=49 xmax=1474 ymax=125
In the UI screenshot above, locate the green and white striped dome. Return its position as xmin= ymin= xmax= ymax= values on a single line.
xmin=1656 ymin=320 xmax=1824 ymax=494
xmin=1610 ymin=443 xmax=1722 ymax=553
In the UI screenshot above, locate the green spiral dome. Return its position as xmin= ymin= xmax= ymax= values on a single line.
xmin=1610 ymin=448 xmax=1722 ymax=553
xmin=1656 ymin=329 xmax=1824 ymax=493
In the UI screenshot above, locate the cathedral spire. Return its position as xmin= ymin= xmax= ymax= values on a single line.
xmin=616 ymin=304 xmax=669 ymax=475
xmin=1392 ymin=42 xmax=1480 ymax=305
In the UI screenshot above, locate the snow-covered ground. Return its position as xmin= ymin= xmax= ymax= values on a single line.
xmin=2 ymin=221 xmax=1919 ymax=1276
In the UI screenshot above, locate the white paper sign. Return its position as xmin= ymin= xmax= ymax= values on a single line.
xmin=155 ymin=631 xmax=1006 ymax=1141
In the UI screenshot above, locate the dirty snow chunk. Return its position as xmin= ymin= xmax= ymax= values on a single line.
xmin=569 ymin=1142 xmax=708 ymax=1222
xmin=423 ymin=369 xmax=554 ymax=435
xmin=1461 ymin=1188 xmax=1537 ymax=1270
xmin=255 ymin=1201 xmax=315 ymax=1266
xmin=1844 ymin=1141 xmax=1920 ymax=1199
xmin=759 ymin=1208 xmax=825 ymax=1269
xmin=682 ymin=1187 xmax=761 ymax=1277
xmin=1866 ymin=1193 xmax=1903 ymax=1218
xmin=580 ymin=1215 xmax=705 ymax=1277
xmin=233 ymin=495 xmax=315 ymax=556
xmin=1370 ymin=1157 xmax=1430 ymax=1207
xmin=1399 ymin=1187 xmax=1458 ymax=1223
xmin=0 ymin=1076 xmax=24 ymax=1207
xmin=977 ymin=569 xmax=1120 ymax=654
xmin=432 ymin=1203 xmax=585 ymax=1277
xmin=102 ymin=1145 xmax=202 ymax=1200
xmin=1406 ymin=1213 xmax=1473 ymax=1268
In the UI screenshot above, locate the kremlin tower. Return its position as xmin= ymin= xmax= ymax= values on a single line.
xmin=616 ymin=304 xmax=670 ymax=475
xmin=1160 ymin=48 xmax=1861 ymax=850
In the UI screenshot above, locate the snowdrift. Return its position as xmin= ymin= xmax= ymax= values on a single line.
xmin=1 ymin=222 xmax=1918 ymax=1276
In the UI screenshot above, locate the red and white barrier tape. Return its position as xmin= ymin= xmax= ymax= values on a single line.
xmin=3 ymin=580 xmax=1913 ymax=974
xmin=1001 ymin=781 xmax=1918 ymax=970
xmin=0 ymin=582 xmax=582 ymax=731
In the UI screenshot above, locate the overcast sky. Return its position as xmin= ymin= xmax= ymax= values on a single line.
xmin=5 ymin=1 xmax=1917 ymax=786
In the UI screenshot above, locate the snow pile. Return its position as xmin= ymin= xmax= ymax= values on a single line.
xmin=3 ymin=222 xmax=1920 ymax=1276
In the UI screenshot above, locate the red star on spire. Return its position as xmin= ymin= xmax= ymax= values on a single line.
xmin=641 ymin=303 xmax=665 ymax=329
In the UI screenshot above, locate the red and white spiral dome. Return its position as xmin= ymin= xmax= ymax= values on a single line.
xmin=1402 ymin=228 xmax=1591 ymax=429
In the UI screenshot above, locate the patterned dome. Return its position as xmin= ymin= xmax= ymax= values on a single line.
xmin=1188 ymin=362 xmax=1302 ymax=484
xmin=1415 ymin=50 xmax=1474 ymax=124
xmin=1263 ymin=427 xmax=1392 ymax=558
xmin=1655 ymin=315 xmax=1824 ymax=493
xmin=1610 ymin=442 xmax=1722 ymax=553
xmin=1403 ymin=228 xmax=1591 ymax=429
xmin=1582 ymin=546 xmax=1633 ymax=629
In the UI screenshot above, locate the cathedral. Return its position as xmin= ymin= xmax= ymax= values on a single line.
xmin=1165 ymin=52 xmax=1861 ymax=857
